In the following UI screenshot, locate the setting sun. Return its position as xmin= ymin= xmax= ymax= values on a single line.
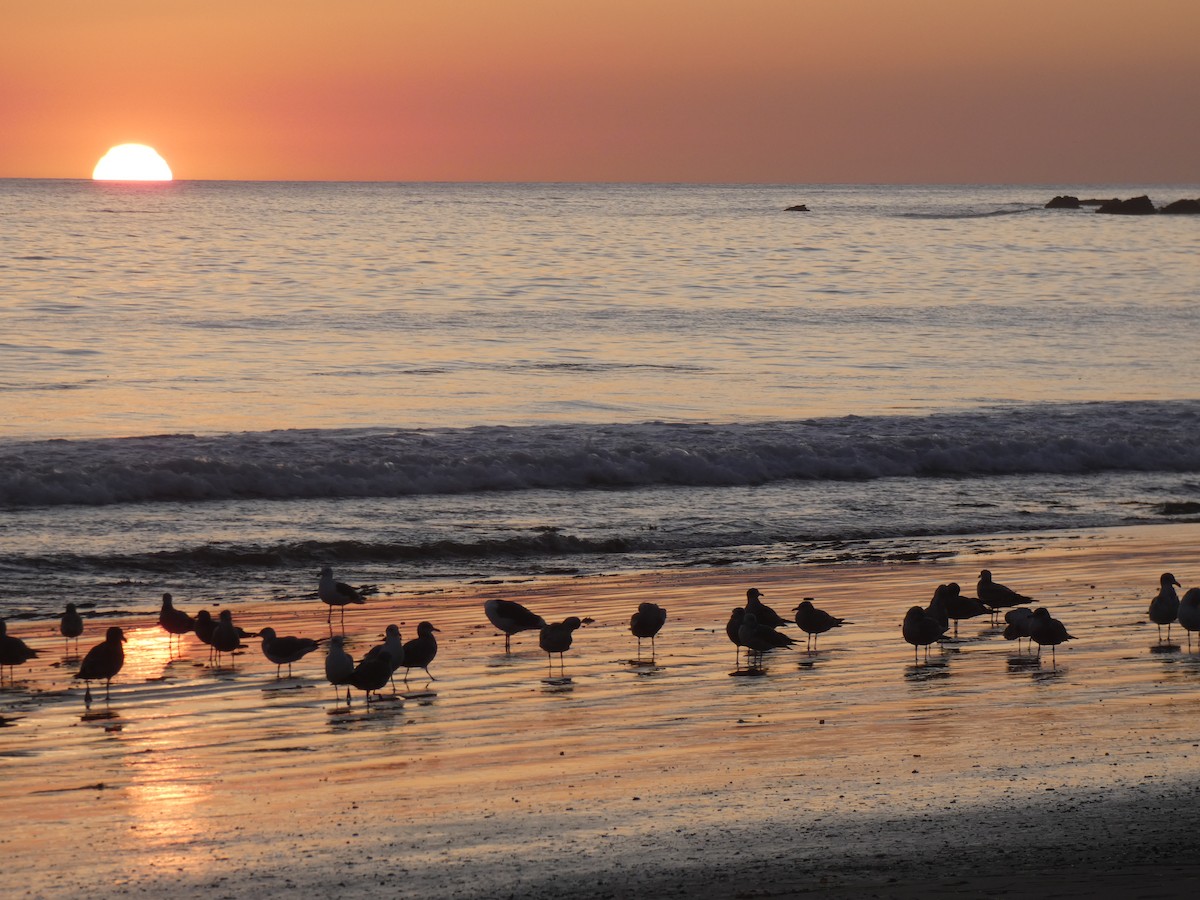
xmin=92 ymin=144 xmax=173 ymax=181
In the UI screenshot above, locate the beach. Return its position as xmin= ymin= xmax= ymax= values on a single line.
xmin=4 ymin=522 xmax=1200 ymax=898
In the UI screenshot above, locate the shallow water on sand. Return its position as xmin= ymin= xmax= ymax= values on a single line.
xmin=3 ymin=525 xmax=1198 ymax=895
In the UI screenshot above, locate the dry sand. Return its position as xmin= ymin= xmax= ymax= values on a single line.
xmin=3 ymin=523 xmax=1200 ymax=898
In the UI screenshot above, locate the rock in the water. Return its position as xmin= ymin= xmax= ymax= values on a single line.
xmin=1096 ymin=195 xmax=1157 ymax=215
xmin=785 ymin=204 xmax=809 ymax=212
xmin=1045 ymin=195 xmax=1081 ymax=209
xmin=1160 ymin=198 xmax=1200 ymax=215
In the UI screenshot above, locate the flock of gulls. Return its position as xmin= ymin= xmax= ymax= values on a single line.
xmin=2 ymin=567 xmax=1198 ymax=708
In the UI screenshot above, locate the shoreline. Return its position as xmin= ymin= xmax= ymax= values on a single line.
xmin=3 ymin=521 xmax=1200 ymax=898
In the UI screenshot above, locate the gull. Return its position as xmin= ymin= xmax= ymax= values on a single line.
xmin=726 ymin=608 xmax=747 ymax=669
xmin=402 ymin=621 xmax=440 ymax=682
xmin=1177 ymin=588 xmax=1200 ymax=652
xmin=902 ymin=606 xmax=946 ymax=664
xmin=629 ymin=602 xmax=667 ymax=661
xmin=60 ymin=603 xmax=84 ymax=654
xmin=745 ymin=588 xmax=790 ymax=629
xmin=484 ymin=598 xmax=545 ymax=653
xmin=364 ymin=624 xmax=404 ymax=691
xmin=977 ymin=569 xmax=1033 ymax=616
xmin=194 ymin=609 xmax=218 ymax=664
xmin=318 ymin=566 xmax=367 ymax=630
xmin=75 ymin=625 xmax=126 ymax=703
xmin=791 ymin=598 xmax=849 ymax=652
xmin=737 ymin=611 xmax=796 ymax=670
xmin=258 ymin=627 xmax=321 ymax=678
xmin=325 ymin=634 xmax=355 ymax=703
xmin=0 ymin=619 xmax=40 ymax=684
xmin=349 ymin=650 xmax=393 ymax=706
xmin=1148 ymin=572 xmax=1181 ymax=644
xmin=1003 ymin=607 xmax=1036 ymax=653
xmin=940 ymin=583 xmax=991 ymax=638
xmin=1028 ymin=607 xmax=1075 ymax=667
xmin=211 ymin=609 xmax=254 ymax=668
xmin=539 ymin=617 xmax=581 ymax=676
xmin=157 ymin=593 xmax=195 ymax=656
xmin=923 ymin=586 xmax=951 ymax=636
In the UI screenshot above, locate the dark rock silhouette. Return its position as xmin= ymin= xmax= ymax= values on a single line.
xmin=785 ymin=204 xmax=809 ymax=212
xmin=1160 ymin=198 xmax=1200 ymax=215
xmin=1096 ymin=195 xmax=1156 ymax=215
xmin=1044 ymin=195 xmax=1081 ymax=209
xmin=1080 ymin=198 xmax=1118 ymax=206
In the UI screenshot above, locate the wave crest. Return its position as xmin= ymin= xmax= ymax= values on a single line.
xmin=2 ymin=401 xmax=1198 ymax=508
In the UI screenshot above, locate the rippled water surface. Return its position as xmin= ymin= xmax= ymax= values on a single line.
xmin=2 ymin=180 xmax=1198 ymax=614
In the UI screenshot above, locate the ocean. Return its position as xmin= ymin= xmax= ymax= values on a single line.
xmin=2 ymin=180 xmax=1198 ymax=618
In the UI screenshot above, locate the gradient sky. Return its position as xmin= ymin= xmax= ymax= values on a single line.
xmin=3 ymin=0 xmax=1197 ymax=183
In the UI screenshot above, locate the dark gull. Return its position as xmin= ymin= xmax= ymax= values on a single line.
xmin=484 ymin=598 xmax=546 ymax=653
xmin=402 ymin=621 xmax=440 ymax=682
xmin=75 ymin=626 xmax=126 ymax=703
xmin=258 ymin=627 xmax=321 ymax=678
xmin=629 ymin=602 xmax=667 ymax=660
xmin=364 ymin=624 xmax=404 ymax=691
xmin=60 ymin=603 xmax=84 ymax=654
xmin=902 ymin=606 xmax=946 ymax=664
xmin=539 ymin=617 xmax=581 ymax=676
xmin=744 ymin=588 xmax=790 ymax=630
xmin=1148 ymin=573 xmax=1181 ymax=644
xmin=791 ymin=598 xmax=848 ymax=652
xmin=0 ymin=619 xmax=40 ymax=684
xmin=158 ymin=593 xmax=195 ymax=656
xmin=1177 ymin=588 xmax=1200 ymax=652
xmin=1028 ymin=607 xmax=1075 ymax=668
xmin=318 ymin=566 xmax=367 ymax=630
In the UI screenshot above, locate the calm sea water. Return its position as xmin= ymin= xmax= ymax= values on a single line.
xmin=2 ymin=180 xmax=1198 ymax=617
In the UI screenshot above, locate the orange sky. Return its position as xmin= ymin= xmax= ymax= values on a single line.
xmin=2 ymin=0 xmax=1197 ymax=183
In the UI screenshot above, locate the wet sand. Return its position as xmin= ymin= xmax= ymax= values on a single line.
xmin=3 ymin=523 xmax=1200 ymax=898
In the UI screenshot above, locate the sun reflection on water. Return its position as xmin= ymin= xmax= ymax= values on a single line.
xmin=122 ymin=738 xmax=215 ymax=869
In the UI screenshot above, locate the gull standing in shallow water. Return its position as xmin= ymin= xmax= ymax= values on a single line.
xmin=940 ymin=583 xmax=991 ymax=637
xmin=1028 ymin=607 xmax=1075 ymax=668
xmin=539 ymin=617 xmax=582 ymax=676
xmin=976 ymin=569 xmax=1033 ymax=620
xmin=324 ymin=634 xmax=355 ymax=703
xmin=726 ymin=608 xmax=747 ymax=669
xmin=75 ymin=626 xmax=126 ymax=704
xmin=629 ymin=602 xmax=667 ymax=660
xmin=211 ymin=610 xmax=254 ymax=668
xmin=60 ymin=603 xmax=84 ymax=655
xmin=737 ymin=611 xmax=796 ymax=670
xmin=0 ymin=619 xmax=40 ymax=684
xmin=1177 ymin=588 xmax=1200 ymax=652
xmin=484 ymin=598 xmax=545 ymax=653
xmin=158 ymin=593 xmax=195 ymax=656
xmin=791 ymin=598 xmax=848 ymax=652
xmin=258 ymin=627 xmax=321 ymax=678
xmin=364 ymin=624 xmax=404 ymax=691
xmin=402 ymin=621 xmax=440 ymax=682
xmin=744 ymin=588 xmax=790 ymax=630
xmin=348 ymin=650 xmax=393 ymax=706
xmin=318 ymin=566 xmax=368 ymax=630
xmin=193 ymin=609 xmax=218 ymax=663
xmin=1148 ymin=572 xmax=1181 ymax=644
xmin=1003 ymin=607 xmax=1036 ymax=653
xmin=902 ymin=606 xmax=946 ymax=664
